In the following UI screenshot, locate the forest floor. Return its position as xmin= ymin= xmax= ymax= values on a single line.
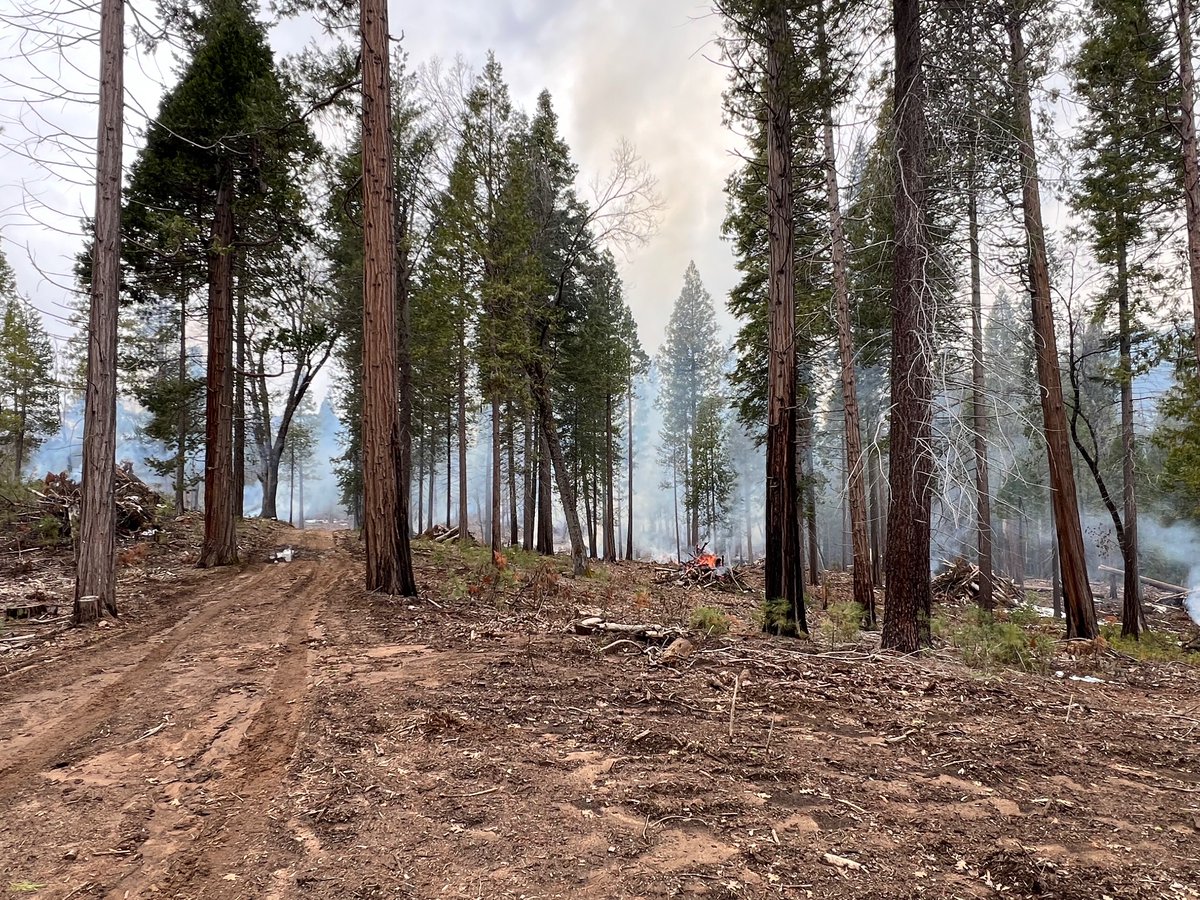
xmin=1 ymin=522 xmax=1199 ymax=900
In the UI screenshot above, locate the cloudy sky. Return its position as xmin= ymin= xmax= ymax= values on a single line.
xmin=0 ymin=0 xmax=743 ymax=358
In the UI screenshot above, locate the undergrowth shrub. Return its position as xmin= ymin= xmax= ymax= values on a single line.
xmin=1100 ymin=623 xmax=1192 ymax=663
xmin=820 ymin=601 xmax=863 ymax=646
xmin=757 ymin=596 xmax=807 ymax=638
xmin=950 ymin=607 xmax=1053 ymax=673
xmin=689 ymin=604 xmax=730 ymax=637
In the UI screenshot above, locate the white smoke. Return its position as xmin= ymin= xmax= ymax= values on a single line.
xmin=1187 ymin=568 xmax=1200 ymax=627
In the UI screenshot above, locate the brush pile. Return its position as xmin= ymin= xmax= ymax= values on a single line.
xmin=22 ymin=465 xmax=161 ymax=543
xmin=653 ymin=549 xmax=751 ymax=592
xmin=933 ymin=557 xmax=1021 ymax=605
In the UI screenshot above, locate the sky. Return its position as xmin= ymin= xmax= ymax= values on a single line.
xmin=0 ymin=0 xmax=743 ymax=359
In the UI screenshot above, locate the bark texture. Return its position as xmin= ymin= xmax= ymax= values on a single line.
xmin=1180 ymin=0 xmax=1200 ymax=370
xmin=822 ymin=111 xmax=874 ymax=626
xmin=882 ymin=0 xmax=934 ymax=653
xmin=361 ymin=0 xmax=416 ymax=595
xmin=763 ymin=1 xmax=806 ymax=636
xmin=969 ymin=189 xmax=995 ymax=610
xmin=1008 ymin=16 xmax=1096 ymax=639
xmin=199 ymin=171 xmax=239 ymax=569
xmin=75 ymin=0 xmax=124 ymax=623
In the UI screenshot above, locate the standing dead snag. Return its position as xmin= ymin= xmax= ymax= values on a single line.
xmin=74 ymin=0 xmax=124 ymax=623
xmin=883 ymin=0 xmax=934 ymax=653
xmin=818 ymin=2 xmax=873 ymax=628
xmin=1006 ymin=12 xmax=1096 ymax=639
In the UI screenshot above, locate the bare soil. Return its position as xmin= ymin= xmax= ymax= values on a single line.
xmin=1 ymin=529 xmax=1198 ymax=899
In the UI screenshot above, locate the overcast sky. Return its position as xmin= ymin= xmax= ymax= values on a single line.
xmin=0 ymin=0 xmax=743 ymax=359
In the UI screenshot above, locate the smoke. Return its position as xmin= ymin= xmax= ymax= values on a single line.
xmin=1187 ymin=569 xmax=1200 ymax=626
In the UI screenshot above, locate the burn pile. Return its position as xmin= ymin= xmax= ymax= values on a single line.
xmin=27 ymin=464 xmax=161 ymax=541
xmin=654 ymin=547 xmax=750 ymax=592
xmin=933 ymin=557 xmax=1021 ymax=605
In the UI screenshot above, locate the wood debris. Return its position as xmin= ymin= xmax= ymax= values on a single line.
xmin=933 ymin=558 xmax=1021 ymax=605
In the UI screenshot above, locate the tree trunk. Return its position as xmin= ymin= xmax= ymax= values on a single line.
xmin=820 ymin=10 xmax=873 ymax=625
xmin=507 ymin=406 xmax=518 ymax=548
xmin=199 ymin=168 xmax=238 ymax=569
xmin=537 ymin=423 xmax=553 ymax=554
xmin=968 ymin=186 xmax=995 ymax=610
xmin=361 ymin=0 xmax=416 ymax=595
xmin=428 ymin=437 xmax=436 ymax=537
xmin=1052 ymin=537 xmax=1062 ymax=619
xmin=529 ymin=359 xmax=586 ymax=573
xmin=882 ymin=0 xmax=933 ymax=652
xmin=233 ymin=256 xmax=246 ymax=520
xmin=457 ymin=323 xmax=469 ymax=542
xmin=74 ymin=0 xmax=123 ymax=624
xmin=763 ymin=0 xmax=806 ymax=636
xmin=672 ymin=452 xmax=682 ymax=562
xmin=416 ymin=429 xmax=425 ymax=535
xmin=804 ymin=435 xmax=820 ymax=588
xmin=298 ymin=458 xmax=305 ymax=529
xmin=626 ymin=378 xmax=635 ymax=560
xmin=523 ymin=408 xmax=535 ymax=550
xmin=1116 ymin=237 xmax=1143 ymax=637
xmin=446 ymin=402 xmax=453 ymax=528
xmin=604 ymin=393 xmax=617 ymax=561
xmin=1180 ymin=0 xmax=1200 ymax=370
xmin=869 ymin=448 xmax=883 ymax=586
xmin=1008 ymin=14 xmax=1096 ymax=639
xmin=288 ymin=442 xmax=295 ymax=526
xmin=176 ymin=281 xmax=187 ymax=514
xmin=490 ymin=397 xmax=502 ymax=555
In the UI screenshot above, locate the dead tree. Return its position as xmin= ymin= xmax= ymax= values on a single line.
xmin=1007 ymin=12 xmax=1096 ymax=639
xmin=818 ymin=4 xmax=873 ymax=627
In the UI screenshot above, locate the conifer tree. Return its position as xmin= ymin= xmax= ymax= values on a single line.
xmin=657 ymin=262 xmax=722 ymax=551
xmin=1070 ymin=0 xmax=1175 ymax=638
xmin=0 ymin=269 xmax=58 ymax=479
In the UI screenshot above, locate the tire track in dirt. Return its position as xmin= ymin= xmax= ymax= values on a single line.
xmin=0 ymin=561 xmax=286 ymax=798
xmin=116 ymin=532 xmax=353 ymax=899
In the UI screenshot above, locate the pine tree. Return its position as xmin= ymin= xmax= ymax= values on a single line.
xmin=1071 ymin=0 xmax=1175 ymax=638
xmin=657 ymin=262 xmax=722 ymax=552
xmin=0 ymin=277 xmax=58 ymax=479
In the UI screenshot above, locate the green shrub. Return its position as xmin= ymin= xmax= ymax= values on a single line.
xmin=1100 ymin=623 xmax=1191 ymax=663
xmin=1007 ymin=603 xmax=1043 ymax=628
xmin=950 ymin=607 xmax=1053 ymax=673
xmin=758 ymin=596 xmax=807 ymax=638
xmin=689 ymin=605 xmax=730 ymax=637
xmin=820 ymin=601 xmax=863 ymax=645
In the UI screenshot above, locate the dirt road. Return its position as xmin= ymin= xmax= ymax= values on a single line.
xmin=0 ymin=529 xmax=340 ymax=899
xmin=2 ymin=532 xmax=1198 ymax=899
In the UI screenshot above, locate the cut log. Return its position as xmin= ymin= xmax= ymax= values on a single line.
xmin=1097 ymin=565 xmax=1188 ymax=596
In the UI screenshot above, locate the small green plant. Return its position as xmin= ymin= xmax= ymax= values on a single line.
xmin=758 ymin=596 xmax=806 ymax=638
xmin=35 ymin=514 xmax=62 ymax=543
xmin=950 ymin=607 xmax=1053 ymax=673
xmin=1100 ymin=623 xmax=1191 ymax=663
xmin=689 ymin=605 xmax=730 ymax=637
xmin=820 ymin=601 xmax=864 ymax=646
xmin=1007 ymin=603 xmax=1043 ymax=627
